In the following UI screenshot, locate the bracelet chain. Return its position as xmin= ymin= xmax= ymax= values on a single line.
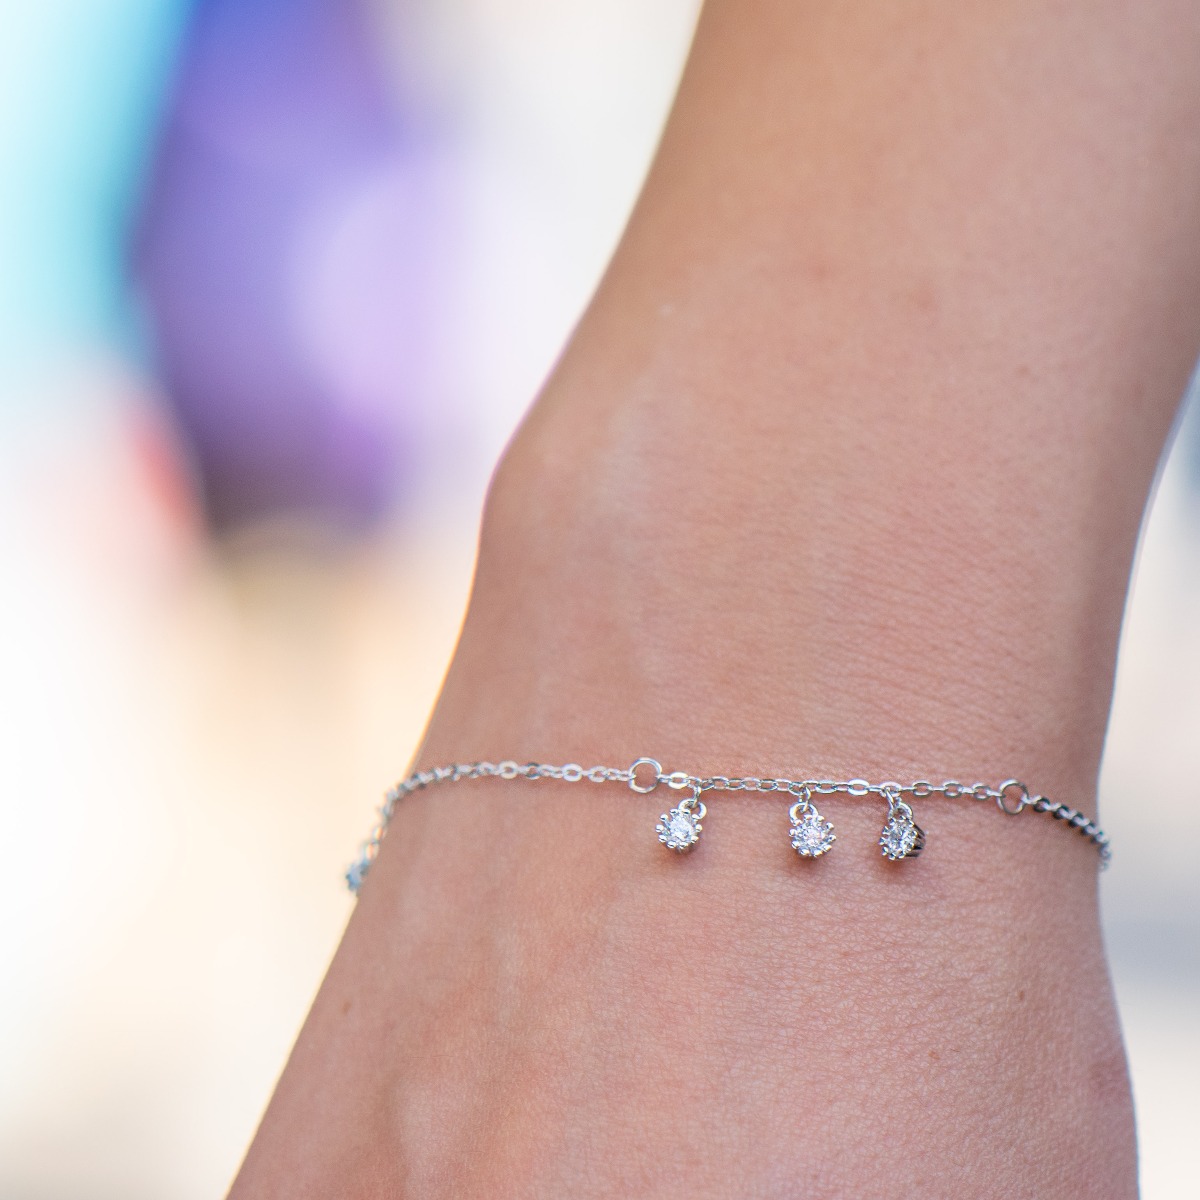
xmin=346 ymin=757 xmax=1110 ymax=893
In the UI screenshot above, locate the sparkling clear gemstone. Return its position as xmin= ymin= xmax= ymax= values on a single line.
xmin=658 ymin=807 xmax=701 ymax=851
xmin=346 ymin=858 xmax=370 ymax=893
xmin=790 ymin=810 xmax=835 ymax=857
xmin=668 ymin=813 xmax=697 ymax=844
xmin=880 ymin=817 xmax=917 ymax=859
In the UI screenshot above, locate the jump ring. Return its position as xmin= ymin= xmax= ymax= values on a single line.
xmin=628 ymin=757 xmax=662 ymax=793
xmin=996 ymin=779 xmax=1030 ymax=816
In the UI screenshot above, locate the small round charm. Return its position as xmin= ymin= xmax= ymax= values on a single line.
xmin=657 ymin=800 xmax=705 ymax=852
xmin=345 ymin=842 xmax=378 ymax=894
xmin=879 ymin=801 xmax=925 ymax=861
xmin=789 ymin=801 xmax=836 ymax=857
xmin=345 ymin=855 xmax=371 ymax=894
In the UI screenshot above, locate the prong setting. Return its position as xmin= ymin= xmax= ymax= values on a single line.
xmin=789 ymin=801 xmax=837 ymax=857
xmin=879 ymin=799 xmax=925 ymax=861
xmin=657 ymin=804 xmax=704 ymax=851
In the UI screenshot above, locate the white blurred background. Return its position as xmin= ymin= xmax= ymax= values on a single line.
xmin=0 ymin=2 xmax=1196 ymax=1196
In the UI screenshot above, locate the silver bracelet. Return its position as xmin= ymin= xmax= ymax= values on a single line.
xmin=345 ymin=756 xmax=1110 ymax=892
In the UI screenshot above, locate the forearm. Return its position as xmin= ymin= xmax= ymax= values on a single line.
xmin=443 ymin=0 xmax=1200 ymax=812
xmin=231 ymin=2 xmax=1200 ymax=1195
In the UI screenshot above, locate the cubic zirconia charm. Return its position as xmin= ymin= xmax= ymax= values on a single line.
xmin=345 ymin=854 xmax=371 ymax=894
xmin=789 ymin=802 xmax=836 ymax=857
xmin=880 ymin=804 xmax=925 ymax=861
xmin=657 ymin=804 xmax=703 ymax=852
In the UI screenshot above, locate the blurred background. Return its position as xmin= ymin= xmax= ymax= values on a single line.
xmin=0 ymin=2 xmax=1196 ymax=1196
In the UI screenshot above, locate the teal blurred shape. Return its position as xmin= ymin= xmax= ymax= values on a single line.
xmin=0 ymin=0 xmax=190 ymax=403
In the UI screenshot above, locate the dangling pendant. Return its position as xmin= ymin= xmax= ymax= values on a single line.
xmin=879 ymin=795 xmax=925 ymax=861
xmin=657 ymin=790 xmax=706 ymax=852
xmin=345 ymin=852 xmax=371 ymax=894
xmin=789 ymin=798 xmax=836 ymax=857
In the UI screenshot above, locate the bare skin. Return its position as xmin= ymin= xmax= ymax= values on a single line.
xmin=230 ymin=1 xmax=1200 ymax=1195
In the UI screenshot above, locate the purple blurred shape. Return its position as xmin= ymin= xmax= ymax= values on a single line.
xmin=135 ymin=0 xmax=451 ymax=532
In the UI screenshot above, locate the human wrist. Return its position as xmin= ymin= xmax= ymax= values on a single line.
xmin=448 ymin=383 xmax=1114 ymax=814
xmin=330 ymin=751 xmax=1127 ymax=1197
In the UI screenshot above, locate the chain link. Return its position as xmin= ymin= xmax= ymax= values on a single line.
xmin=385 ymin=759 xmax=1043 ymax=813
xmin=347 ymin=755 xmax=1110 ymax=892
